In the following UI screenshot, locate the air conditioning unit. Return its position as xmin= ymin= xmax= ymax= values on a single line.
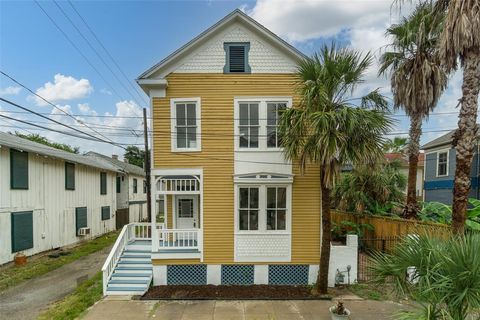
xmin=78 ymin=227 xmax=91 ymax=236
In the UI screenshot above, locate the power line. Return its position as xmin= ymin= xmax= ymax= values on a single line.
xmin=67 ymin=0 xmax=148 ymax=105
xmin=34 ymin=0 xmax=126 ymax=102
xmin=52 ymin=0 xmax=145 ymax=107
xmin=0 ymin=71 xmax=122 ymax=144
xmin=0 ymin=98 xmax=127 ymax=149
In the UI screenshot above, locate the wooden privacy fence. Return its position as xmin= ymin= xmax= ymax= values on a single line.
xmin=331 ymin=210 xmax=451 ymax=240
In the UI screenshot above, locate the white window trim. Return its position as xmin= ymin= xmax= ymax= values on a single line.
xmin=436 ymin=149 xmax=449 ymax=177
xmin=234 ymin=183 xmax=292 ymax=235
xmin=170 ymin=97 xmax=201 ymax=152
xmin=233 ymin=97 xmax=292 ymax=152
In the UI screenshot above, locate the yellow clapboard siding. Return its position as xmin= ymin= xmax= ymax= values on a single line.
xmin=152 ymin=73 xmax=320 ymax=264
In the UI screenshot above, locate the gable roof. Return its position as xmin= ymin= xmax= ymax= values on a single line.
xmin=86 ymin=151 xmax=145 ymax=176
xmin=137 ymin=9 xmax=307 ymax=80
xmin=0 ymin=131 xmax=118 ymax=172
xmin=422 ymin=127 xmax=480 ymax=150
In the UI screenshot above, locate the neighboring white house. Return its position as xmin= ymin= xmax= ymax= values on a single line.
xmin=0 ymin=132 xmax=118 ymax=265
xmin=86 ymin=152 xmax=148 ymax=226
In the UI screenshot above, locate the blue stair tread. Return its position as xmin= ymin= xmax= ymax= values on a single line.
xmin=124 ymin=249 xmax=151 ymax=253
xmin=109 ymin=279 xmax=150 ymax=284
xmin=112 ymin=273 xmax=151 ymax=277
xmin=158 ymin=249 xmax=200 ymax=253
xmin=115 ymin=266 xmax=152 ymax=270
xmin=118 ymin=261 xmax=151 ymax=265
xmin=121 ymin=255 xmax=151 ymax=259
xmin=106 ymin=286 xmax=146 ymax=292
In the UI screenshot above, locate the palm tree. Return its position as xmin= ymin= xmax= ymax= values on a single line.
xmin=436 ymin=0 xmax=480 ymax=234
xmin=278 ymin=44 xmax=393 ymax=294
xmin=379 ymin=3 xmax=448 ymax=220
xmin=383 ymin=136 xmax=408 ymax=153
xmin=371 ymin=233 xmax=480 ymax=320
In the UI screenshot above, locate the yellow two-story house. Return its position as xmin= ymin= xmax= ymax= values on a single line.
xmin=102 ymin=9 xmax=360 ymax=296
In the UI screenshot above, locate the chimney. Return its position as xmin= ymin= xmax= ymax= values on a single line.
xmin=112 ymin=154 xmax=118 ymax=160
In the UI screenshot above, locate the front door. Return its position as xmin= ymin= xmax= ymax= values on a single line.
xmin=176 ymin=196 xmax=198 ymax=229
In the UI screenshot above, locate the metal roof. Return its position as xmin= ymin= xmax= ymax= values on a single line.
xmin=0 ymin=131 xmax=118 ymax=172
xmin=86 ymin=151 xmax=145 ymax=176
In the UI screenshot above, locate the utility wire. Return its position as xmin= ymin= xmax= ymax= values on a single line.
xmin=67 ymin=0 xmax=148 ymax=105
xmin=0 ymin=98 xmax=127 ymax=149
xmin=52 ymin=0 xmax=145 ymax=107
xmin=0 ymin=71 xmax=121 ymax=144
xmin=34 ymin=0 xmax=126 ymax=102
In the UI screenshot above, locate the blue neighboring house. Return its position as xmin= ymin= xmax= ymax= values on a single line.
xmin=422 ymin=130 xmax=480 ymax=204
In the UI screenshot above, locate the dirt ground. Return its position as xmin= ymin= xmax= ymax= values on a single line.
xmin=0 ymin=245 xmax=111 ymax=320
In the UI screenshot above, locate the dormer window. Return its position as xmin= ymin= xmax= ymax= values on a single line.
xmin=224 ymin=42 xmax=251 ymax=73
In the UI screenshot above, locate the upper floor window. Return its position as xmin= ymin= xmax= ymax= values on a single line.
xmin=133 ymin=178 xmax=138 ymax=194
xmin=224 ymin=42 xmax=251 ymax=73
xmin=171 ymin=98 xmax=201 ymax=152
xmin=10 ymin=149 xmax=29 ymax=190
xmin=100 ymin=172 xmax=107 ymax=195
xmin=267 ymin=103 xmax=287 ymax=148
xmin=239 ymin=103 xmax=259 ymax=148
xmin=437 ymin=151 xmax=448 ymax=177
xmin=235 ymin=98 xmax=291 ymax=150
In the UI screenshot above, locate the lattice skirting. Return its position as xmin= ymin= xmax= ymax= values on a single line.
xmin=155 ymin=264 xmax=318 ymax=286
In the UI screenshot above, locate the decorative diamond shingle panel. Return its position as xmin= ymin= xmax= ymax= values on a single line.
xmin=167 ymin=265 xmax=207 ymax=285
xmin=268 ymin=265 xmax=309 ymax=285
xmin=221 ymin=265 xmax=254 ymax=285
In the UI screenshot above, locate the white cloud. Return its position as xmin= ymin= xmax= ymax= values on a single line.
xmin=0 ymin=86 xmax=21 ymax=95
xmin=100 ymin=88 xmax=112 ymax=95
xmin=245 ymin=0 xmax=394 ymax=43
xmin=33 ymin=74 xmax=93 ymax=106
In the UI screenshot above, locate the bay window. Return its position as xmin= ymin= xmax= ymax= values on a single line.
xmin=171 ymin=98 xmax=201 ymax=151
xmin=237 ymin=183 xmax=290 ymax=232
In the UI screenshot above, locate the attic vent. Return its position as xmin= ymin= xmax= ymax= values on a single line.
xmin=224 ymin=42 xmax=251 ymax=73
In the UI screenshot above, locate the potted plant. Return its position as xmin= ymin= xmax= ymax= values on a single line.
xmin=329 ymin=301 xmax=351 ymax=320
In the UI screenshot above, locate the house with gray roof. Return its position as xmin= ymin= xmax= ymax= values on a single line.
xmin=422 ymin=129 xmax=479 ymax=204
xmin=0 ymin=131 xmax=119 ymax=264
xmin=86 ymin=152 xmax=147 ymax=227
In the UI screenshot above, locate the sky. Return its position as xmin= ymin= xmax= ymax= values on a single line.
xmin=0 ymin=0 xmax=465 ymax=158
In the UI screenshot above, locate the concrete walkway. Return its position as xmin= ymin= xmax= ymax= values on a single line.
xmin=0 ymin=245 xmax=112 ymax=320
xmin=82 ymin=297 xmax=412 ymax=320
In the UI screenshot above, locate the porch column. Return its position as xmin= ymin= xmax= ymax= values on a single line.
xmin=150 ymin=176 xmax=158 ymax=253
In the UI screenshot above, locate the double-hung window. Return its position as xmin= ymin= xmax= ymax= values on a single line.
xmin=235 ymin=98 xmax=291 ymax=150
xmin=171 ymin=98 xmax=201 ymax=151
xmin=267 ymin=102 xmax=287 ymax=148
xmin=239 ymin=103 xmax=259 ymax=148
xmin=266 ymin=187 xmax=287 ymax=230
xmin=237 ymin=184 xmax=290 ymax=232
xmin=437 ymin=151 xmax=448 ymax=177
xmin=239 ymin=187 xmax=259 ymax=230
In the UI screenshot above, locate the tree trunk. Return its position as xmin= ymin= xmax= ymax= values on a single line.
xmin=403 ymin=113 xmax=422 ymax=219
xmin=316 ymin=167 xmax=331 ymax=294
xmin=452 ymin=49 xmax=480 ymax=234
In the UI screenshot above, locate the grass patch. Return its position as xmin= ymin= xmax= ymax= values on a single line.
xmin=0 ymin=231 xmax=118 ymax=292
xmin=349 ymin=283 xmax=386 ymax=300
xmin=37 ymin=271 xmax=103 ymax=320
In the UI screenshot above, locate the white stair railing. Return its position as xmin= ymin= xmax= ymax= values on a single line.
xmin=101 ymin=224 xmax=131 ymax=296
xmin=158 ymin=229 xmax=200 ymax=250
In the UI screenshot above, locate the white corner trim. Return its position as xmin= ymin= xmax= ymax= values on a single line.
xmin=152 ymin=265 xmax=167 ymax=285
xmin=308 ymin=265 xmax=319 ymax=285
xmin=170 ymin=97 xmax=202 ymax=152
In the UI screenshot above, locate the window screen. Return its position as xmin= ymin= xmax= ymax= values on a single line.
xmin=101 ymin=206 xmax=110 ymax=221
xmin=65 ymin=162 xmax=75 ymax=190
xmin=133 ymin=178 xmax=138 ymax=193
xmin=75 ymin=207 xmax=87 ymax=235
xmin=116 ymin=176 xmax=121 ymax=193
xmin=10 ymin=149 xmax=29 ymax=189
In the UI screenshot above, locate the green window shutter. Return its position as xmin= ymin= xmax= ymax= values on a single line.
xmin=101 ymin=206 xmax=110 ymax=220
xmin=10 ymin=149 xmax=29 ymax=190
xmin=100 ymin=172 xmax=107 ymax=195
xmin=75 ymin=207 xmax=87 ymax=235
xmin=11 ymin=211 xmax=33 ymax=252
xmin=116 ymin=176 xmax=121 ymax=193
xmin=65 ymin=162 xmax=75 ymax=190
xmin=133 ymin=178 xmax=138 ymax=193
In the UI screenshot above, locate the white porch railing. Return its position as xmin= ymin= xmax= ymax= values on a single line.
xmin=155 ymin=228 xmax=202 ymax=251
xmin=157 ymin=178 xmax=200 ymax=194
xmin=101 ymin=222 xmax=164 ymax=296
